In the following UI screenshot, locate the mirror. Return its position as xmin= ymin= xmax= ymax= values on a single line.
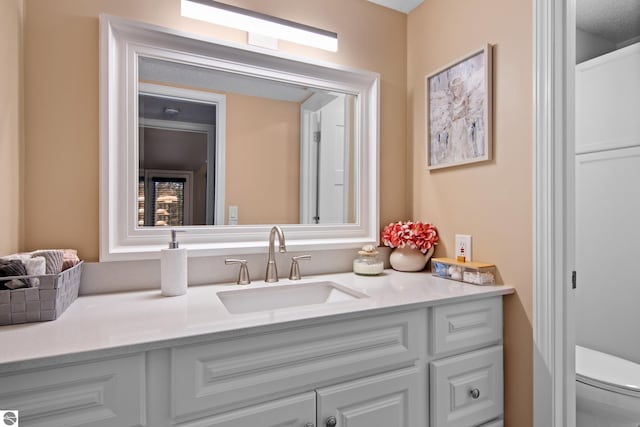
xmin=100 ymin=15 xmax=379 ymax=260
xmin=137 ymin=57 xmax=357 ymax=226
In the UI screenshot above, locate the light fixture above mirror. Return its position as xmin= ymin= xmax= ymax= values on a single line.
xmin=100 ymin=15 xmax=379 ymax=261
xmin=180 ymin=0 xmax=338 ymax=52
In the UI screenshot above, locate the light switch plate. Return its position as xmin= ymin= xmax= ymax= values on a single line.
xmin=228 ymin=206 xmax=238 ymax=225
xmin=455 ymin=234 xmax=472 ymax=262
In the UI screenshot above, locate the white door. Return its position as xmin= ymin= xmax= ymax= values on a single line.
xmin=316 ymin=96 xmax=347 ymax=224
xmin=300 ymin=93 xmax=349 ymax=224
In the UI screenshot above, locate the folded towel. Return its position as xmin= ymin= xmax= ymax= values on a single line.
xmin=61 ymin=249 xmax=80 ymax=271
xmin=24 ymin=256 xmax=46 ymax=276
xmin=1 ymin=254 xmax=47 ymax=286
xmin=2 ymin=253 xmax=31 ymax=263
xmin=24 ymin=256 xmax=46 ymax=286
xmin=30 ymin=249 xmax=64 ymax=275
xmin=0 ymin=259 xmax=29 ymax=290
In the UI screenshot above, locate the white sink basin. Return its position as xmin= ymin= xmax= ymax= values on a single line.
xmin=217 ymin=281 xmax=368 ymax=314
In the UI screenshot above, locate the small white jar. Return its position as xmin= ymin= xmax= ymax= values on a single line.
xmin=353 ymin=245 xmax=384 ymax=276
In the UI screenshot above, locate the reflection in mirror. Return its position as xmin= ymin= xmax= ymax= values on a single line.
xmin=139 ymin=94 xmax=217 ymax=226
xmin=137 ymin=56 xmax=356 ymax=226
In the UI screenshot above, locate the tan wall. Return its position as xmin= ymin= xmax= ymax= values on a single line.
xmin=226 ymin=93 xmax=300 ymax=225
xmin=0 ymin=0 xmax=24 ymax=256
xmin=23 ymin=0 xmax=408 ymax=261
xmin=407 ymin=1 xmax=533 ymax=425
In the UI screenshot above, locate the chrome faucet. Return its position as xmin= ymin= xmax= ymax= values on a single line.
xmin=265 ymin=226 xmax=286 ymax=283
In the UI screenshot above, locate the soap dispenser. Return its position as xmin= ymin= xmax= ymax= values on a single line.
xmin=161 ymin=230 xmax=187 ymax=296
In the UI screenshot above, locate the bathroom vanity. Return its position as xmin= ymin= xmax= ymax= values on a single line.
xmin=0 ymin=271 xmax=512 ymax=427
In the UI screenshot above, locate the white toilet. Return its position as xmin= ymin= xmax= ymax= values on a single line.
xmin=576 ymin=345 xmax=640 ymax=427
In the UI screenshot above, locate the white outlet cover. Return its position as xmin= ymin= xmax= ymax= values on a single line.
xmin=228 ymin=205 xmax=238 ymax=225
xmin=455 ymin=234 xmax=472 ymax=261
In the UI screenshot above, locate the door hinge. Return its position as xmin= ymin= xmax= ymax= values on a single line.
xmin=572 ymin=271 xmax=577 ymax=289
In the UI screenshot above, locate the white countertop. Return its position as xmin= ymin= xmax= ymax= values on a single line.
xmin=0 ymin=270 xmax=513 ymax=369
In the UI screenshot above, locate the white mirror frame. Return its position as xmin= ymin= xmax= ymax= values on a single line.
xmin=99 ymin=15 xmax=380 ymax=261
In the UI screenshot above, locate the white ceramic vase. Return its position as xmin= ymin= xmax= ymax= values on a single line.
xmin=389 ymin=246 xmax=435 ymax=272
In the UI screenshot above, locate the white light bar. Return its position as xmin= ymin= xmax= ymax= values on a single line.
xmin=181 ymin=0 xmax=338 ymax=52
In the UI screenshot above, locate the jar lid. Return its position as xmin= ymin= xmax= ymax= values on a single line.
xmin=358 ymin=244 xmax=379 ymax=256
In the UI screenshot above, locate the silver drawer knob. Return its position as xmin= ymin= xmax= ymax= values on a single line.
xmin=304 ymin=423 xmax=315 ymax=427
xmin=325 ymin=416 xmax=337 ymax=427
xmin=470 ymin=388 xmax=481 ymax=399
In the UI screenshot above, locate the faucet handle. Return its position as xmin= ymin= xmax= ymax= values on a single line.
xmin=289 ymin=255 xmax=311 ymax=280
xmin=225 ymin=258 xmax=251 ymax=285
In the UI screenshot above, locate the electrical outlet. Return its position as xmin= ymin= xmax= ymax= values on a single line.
xmin=455 ymin=234 xmax=472 ymax=262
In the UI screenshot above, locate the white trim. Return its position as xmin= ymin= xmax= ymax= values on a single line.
xmin=99 ymin=15 xmax=380 ymax=261
xmin=138 ymin=83 xmax=226 ymax=226
xmin=533 ymin=0 xmax=576 ymax=426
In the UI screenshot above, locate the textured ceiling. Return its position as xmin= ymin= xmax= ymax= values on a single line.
xmin=577 ymin=0 xmax=640 ymax=44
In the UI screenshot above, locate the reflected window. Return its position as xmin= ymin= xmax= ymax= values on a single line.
xmin=152 ymin=177 xmax=186 ymax=226
xmin=139 ymin=173 xmax=192 ymax=226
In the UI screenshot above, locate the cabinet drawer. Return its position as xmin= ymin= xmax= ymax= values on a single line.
xmin=430 ymin=297 xmax=502 ymax=357
xmin=0 ymin=353 xmax=146 ymax=427
xmin=171 ymin=310 xmax=421 ymax=419
xmin=430 ymin=346 xmax=503 ymax=427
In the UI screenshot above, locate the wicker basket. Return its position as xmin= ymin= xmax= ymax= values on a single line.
xmin=0 ymin=261 xmax=83 ymax=325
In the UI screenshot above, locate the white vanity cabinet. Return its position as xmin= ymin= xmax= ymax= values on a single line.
xmin=0 ymin=293 xmax=507 ymax=427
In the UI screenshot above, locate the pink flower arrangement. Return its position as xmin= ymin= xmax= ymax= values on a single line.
xmin=382 ymin=221 xmax=439 ymax=254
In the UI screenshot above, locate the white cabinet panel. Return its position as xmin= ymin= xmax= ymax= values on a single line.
xmin=0 ymin=354 xmax=146 ymax=427
xmin=576 ymin=42 xmax=640 ymax=154
xmin=171 ymin=310 xmax=421 ymax=418
xmin=316 ymin=366 xmax=425 ymax=427
xmin=430 ymin=297 xmax=501 ymax=357
xmin=575 ymin=147 xmax=640 ymax=362
xmin=430 ymin=346 xmax=503 ymax=427
xmin=177 ymin=392 xmax=315 ymax=427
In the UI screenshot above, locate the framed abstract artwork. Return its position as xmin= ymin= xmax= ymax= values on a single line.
xmin=426 ymin=45 xmax=492 ymax=170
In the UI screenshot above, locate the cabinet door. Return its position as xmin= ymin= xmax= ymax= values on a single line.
xmin=430 ymin=346 xmax=503 ymax=427
xmin=316 ymin=366 xmax=424 ymax=427
xmin=178 ymin=392 xmax=315 ymax=427
xmin=0 ymin=353 xmax=146 ymax=427
xmin=576 ymin=43 xmax=640 ymax=154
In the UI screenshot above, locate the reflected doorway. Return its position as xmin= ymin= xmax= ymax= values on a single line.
xmin=300 ymin=92 xmax=355 ymax=224
xmin=138 ymin=84 xmax=226 ymax=226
